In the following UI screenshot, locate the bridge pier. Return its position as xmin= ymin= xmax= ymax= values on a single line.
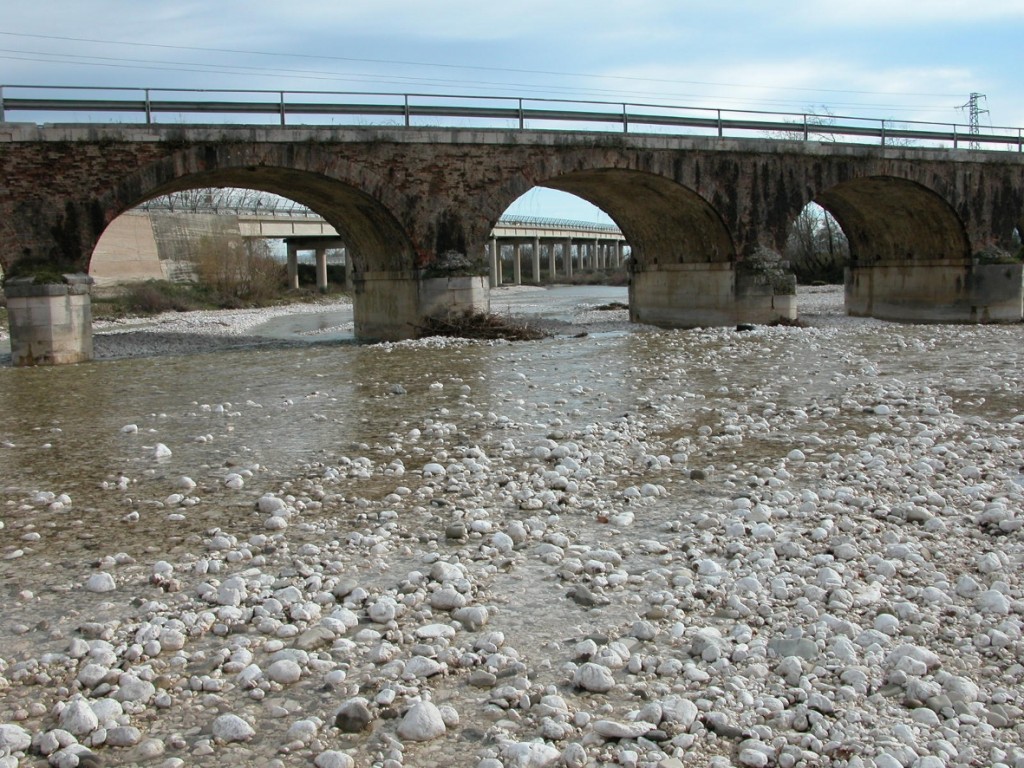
xmin=5 ymin=275 xmax=94 ymax=366
xmin=846 ymin=261 xmax=1024 ymax=322
xmin=629 ymin=263 xmax=796 ymax=327
xmin=352 ymin=272 xmax=489 ymax=341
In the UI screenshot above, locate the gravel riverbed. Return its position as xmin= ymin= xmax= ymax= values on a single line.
xmin=1 ymin=285 xmax=1023 ymax=768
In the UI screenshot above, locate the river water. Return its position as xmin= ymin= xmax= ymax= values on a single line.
xmin=0 ymin=286 xmax=645 ymax=613
xmin=1 ymin=285 xmax=1023 ymax=767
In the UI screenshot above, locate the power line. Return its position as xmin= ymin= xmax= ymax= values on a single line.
xmin=0 ymin=30 xmax=966 ymax=101
xmin=0 ymin=52 xmax=963 ymax=117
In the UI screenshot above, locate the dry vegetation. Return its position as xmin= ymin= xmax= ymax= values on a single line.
xmin=414 ymin=310 xmax=550 ymax=341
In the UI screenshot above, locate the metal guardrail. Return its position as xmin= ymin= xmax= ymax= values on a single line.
xmin=2 ymin=85 xmax=1022 ymax=152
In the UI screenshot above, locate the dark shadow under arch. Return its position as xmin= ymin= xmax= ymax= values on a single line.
xmin=815 ymin=176 xmax=970 ymax=267
xmin=538 ymin=168 xmax=735 ymax=267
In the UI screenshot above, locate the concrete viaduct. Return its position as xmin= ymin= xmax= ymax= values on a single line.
xmin=232 ymin=211 xmax=628 ymax=290
xmin=2 ymin=122 xmax=1024 ymax=364
xmin=89 ymin=208 xmax=628 ymax=292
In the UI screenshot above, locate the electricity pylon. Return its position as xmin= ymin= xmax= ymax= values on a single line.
xmin=959 ymin=92 xmax=988 ymax=149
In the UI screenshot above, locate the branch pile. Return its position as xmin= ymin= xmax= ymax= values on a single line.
xmin=414 ymin=310 xmax=550 ymax=341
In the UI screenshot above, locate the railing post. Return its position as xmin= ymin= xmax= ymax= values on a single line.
xmin=802 ymin=114 xmax=808 ymax=141
xmin=144 ymin=88 xmax=152 ymax=125
xmin=518 ymin=98 xmax=524 ymax=130
xmin=880 ymin=119 xmax=886 ymax=147
xmin=953 ymin=125 xmax=958 ymax=149
xmin=1019 ymin=128 xmax=1022 ymax=153
xmin=717 ymin=109 xmax=722 ymax=138
xmin=280 ymin=92 xmax=286 ymax=126
xmin=404 ymin=94 xmax=410 ymax=127
xmin=0 ymin=86 xmax=5 ymax=124
xmin=622 ymin=103 xmax=628 ymax=134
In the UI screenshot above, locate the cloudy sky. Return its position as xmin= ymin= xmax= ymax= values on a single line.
xmin=3 ymin=1 xmax=1021 ymax=220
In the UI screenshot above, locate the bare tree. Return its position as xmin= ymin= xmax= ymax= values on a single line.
xmin=770 ymin=105 xmax=840 ymax=142
xmin=192 ymin=234 xmax=286 ymax=305
xmin=785 ymin=203 xmax=849 ymax=284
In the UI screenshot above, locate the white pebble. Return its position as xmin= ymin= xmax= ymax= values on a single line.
xmin=211 ymin=714 xmax=255 ymax=743
xmin=396 ymin=701 xmax=446 ymax=741
xmin=85 ymin=573 xmax=116 ymax=593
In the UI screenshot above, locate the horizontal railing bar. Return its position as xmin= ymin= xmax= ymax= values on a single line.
xmin=2 ymin=86 xmax=1021 ymax=151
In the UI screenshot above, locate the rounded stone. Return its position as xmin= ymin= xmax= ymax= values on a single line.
xmin=85 ymin=573 xmax=116 ymax=593
xmin=58 ymin=698 xmax=98 ymax=736
xmin=334 ymin=699 xmax=373 ymax=733
xmin=0 ymin=723 xmax=31 ymax=753
xmin=315 ymin=751 xmax=355 ymax=768
xmin=397 ymin=701 xmax=446 ymax=741
xmin=211 ymin=714 xmax=255 ymax=743
xmin=573 ymin=662 xmax=615 ymax=693
xmin=266 ymin=659 xmax=302 ymax=685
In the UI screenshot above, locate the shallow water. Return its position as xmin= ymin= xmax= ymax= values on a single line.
xmin=1 ymin=301 xmax=1018 ymax=632
xmin=1 ymin=287 xmax=1024 ymax=766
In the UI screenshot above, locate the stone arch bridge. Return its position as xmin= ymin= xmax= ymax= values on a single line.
xmin=2 ymin=123 xmax=1023 ymax=364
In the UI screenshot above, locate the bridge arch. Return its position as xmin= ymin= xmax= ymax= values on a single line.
xmin=814 ymin=176 xmax=970 ymax=266
xmin=100 ymin=160 xmax=416 ymax=276
xmin=544 ymin=167 xmax=737 ymax=268
xmin=537 ymin=168 xmax=735 ymax=268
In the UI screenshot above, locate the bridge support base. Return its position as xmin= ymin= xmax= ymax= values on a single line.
xmin=629 ymin=264 xmax=797 ymax=327
xmin=353 ymin=272 xmax=489 ymax=341
xmin=845 ymin=262 xmax=1024 ymax=323
xmin=5 ymin=275 xmax=94 ymax=366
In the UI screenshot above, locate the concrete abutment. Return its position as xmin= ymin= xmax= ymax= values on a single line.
xmin=845 ymin=262 xmax=1024 ymax=323
xmin=5 ymin=275 xmax=94 ymax=366
xmin=628 ymin=264 xmax=797 ymax=328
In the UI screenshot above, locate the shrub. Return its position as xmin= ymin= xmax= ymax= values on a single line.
xmin=119 ymin=281 xmax=202 ymax=314
xmin=192 ymin=237 xmax=286 ymax=305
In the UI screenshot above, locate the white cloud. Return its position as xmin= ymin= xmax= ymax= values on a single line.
xmin=597 ymin=59 xmax=976 ymax=124
xmin=0 ymin=1 xmax=1019 ymax=131
xmin=782 ymin=0 xmax=1024 ymax=26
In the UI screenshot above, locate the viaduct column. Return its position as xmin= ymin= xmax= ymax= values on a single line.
xmin=342 ymin=247 xmax=354 ymax=292
xmin=489 ymin=238 xmax=499 ymax=288
xmin=532 ymin=236 xmax=541 ymax=283
xmin=286 ymin=242 xmax=300 ymax=290
xmin=315 ymin=248 xmax=329 ymax=293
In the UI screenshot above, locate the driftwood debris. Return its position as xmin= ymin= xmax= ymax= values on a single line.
xmin=414 ymin=310 xmax=550 ymax=341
